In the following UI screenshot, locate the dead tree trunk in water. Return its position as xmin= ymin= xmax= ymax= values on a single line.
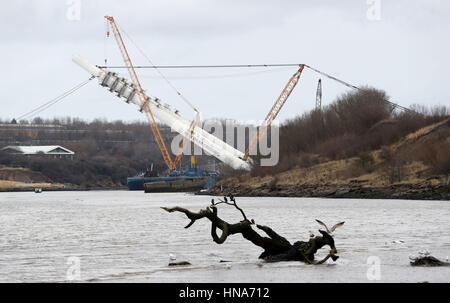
xmin=162 ymin=195 xmax=340 ymax=264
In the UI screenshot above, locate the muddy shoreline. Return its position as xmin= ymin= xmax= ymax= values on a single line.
xmin=199 ymin=183 xmax=450 ymax=200
xmin=0 ymin=186 xmax=128 ymax=193
xmin=1 ymin=183 xmax=448 ymax=201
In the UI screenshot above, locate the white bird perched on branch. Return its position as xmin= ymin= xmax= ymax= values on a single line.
xmin=419 ymin=250 xmax=430 ymax=257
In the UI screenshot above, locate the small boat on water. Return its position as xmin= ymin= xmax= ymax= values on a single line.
xmin=34 ymin=188 xmax=42 ymax=193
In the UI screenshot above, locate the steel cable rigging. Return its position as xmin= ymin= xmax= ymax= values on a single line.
xmin=16 ymin=77 xmax=94 ymax=121
xmin=100 ymin=62 xmax=412 ymax=113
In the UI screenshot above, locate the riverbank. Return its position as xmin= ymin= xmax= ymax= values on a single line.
xmin=201 ymin=157 xmax=449 ymax=200
xmin=0 ymin=180 xmax=127 ymax=192
xmin=202 ymin=119 xmax=450 ymax=200
xmin=201 ymin=182 xmax=449 ymax=200
xmin=0 ymin=167 xmax=128 ymax=192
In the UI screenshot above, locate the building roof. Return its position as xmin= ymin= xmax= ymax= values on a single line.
xmin=1 ymin=145 xmax=75 ymax=155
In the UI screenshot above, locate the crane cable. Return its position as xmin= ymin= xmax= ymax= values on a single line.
xmin=303 ymin=64 xmax=358 ymax=90
xmin=116 ymin=24 xmax=199 ymax=114
xmin=139 ymin=66 xmax=292 ymax=80
xmin=16 ymin=77 xmax=94 ymax=121
xmin=97 ymin=61 xmax=413 ymax=113
xmin=303 ymin=64 xmax=413 ymax=113
xmin=104 ymin=19 xmax=109 ymax=66
xmin=99 ymin=63 xmax=302 ymax=69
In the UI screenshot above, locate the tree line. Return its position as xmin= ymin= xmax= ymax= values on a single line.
xmin=250 ymin=87 xmax=449 ymax=178
xmin=0 ymin=118 xmax=196 ymax=187
xmin=0 ymin=88 xmax=448 ymax=187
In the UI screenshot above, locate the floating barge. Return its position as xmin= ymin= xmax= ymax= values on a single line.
xmin=127 ymin=175 xmax=216 ymax=191
xmin=143 ymin=177 xmax=211 ymax=193
xmin=127 ymin=157 xmax=218 ymax=192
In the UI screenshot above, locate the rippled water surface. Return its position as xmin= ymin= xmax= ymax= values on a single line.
xmin=0 ymin=191 xmax=449 ymax=282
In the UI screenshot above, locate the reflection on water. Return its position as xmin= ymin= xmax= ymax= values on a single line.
xmin=0 ymin=191 xmax=449 ymax=282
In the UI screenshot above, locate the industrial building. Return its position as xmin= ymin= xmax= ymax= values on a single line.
xmin=1 ymin=145 xmax=75 ymax=159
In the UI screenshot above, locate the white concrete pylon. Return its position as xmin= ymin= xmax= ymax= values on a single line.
xmin=72 ymin=54 xmax=252 ymax=171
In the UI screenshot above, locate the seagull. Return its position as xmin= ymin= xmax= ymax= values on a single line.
xmin=419 ymin=250 xmax=430 ymax=256
xmin=409 ymin=254 xmax=418 ymax=261
xmin=169 ymin=253 xmax=177 ymax=261
xmin=315 ymin=219 xmax=345 ymax=235
xmin=392 ymin=240 xmax=405 ymax=244
xmin=446 ymin=256 xmax=449 ymax=263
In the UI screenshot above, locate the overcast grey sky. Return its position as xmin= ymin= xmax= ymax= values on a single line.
xmin=1 ymin=0 xmax=449 ymax=123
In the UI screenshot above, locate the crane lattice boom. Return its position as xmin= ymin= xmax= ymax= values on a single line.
xmin=105 ymin=16 xmax=176 ymax=170
xmin=242 ymin=65 xmax=304 ymax=161
xmin=316 ymin=79 xmax=322 ymax=110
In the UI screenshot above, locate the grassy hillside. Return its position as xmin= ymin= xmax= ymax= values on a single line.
xmin=209 ymin=119 xmax=449 ymax=199
xmin=210 ymin=87 xmax=449 ymax=200
xmin=0 ymin=167 xmax=64 ymax=191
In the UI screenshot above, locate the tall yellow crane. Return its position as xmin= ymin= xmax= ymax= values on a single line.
xmin=105 ymin=16 xmax=188 ymax=170
xmin=242 ymin=65 xmax=305 ymax=161
xmin=105 ymin=15 xmax=303 ymax=168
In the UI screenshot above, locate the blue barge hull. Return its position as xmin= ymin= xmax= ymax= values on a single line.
xmin=127 ymin=175 xmax=216 ymax=191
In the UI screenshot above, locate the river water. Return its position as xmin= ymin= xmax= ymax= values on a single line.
xmin=0 ymin=191 xmax=448 ymax=283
